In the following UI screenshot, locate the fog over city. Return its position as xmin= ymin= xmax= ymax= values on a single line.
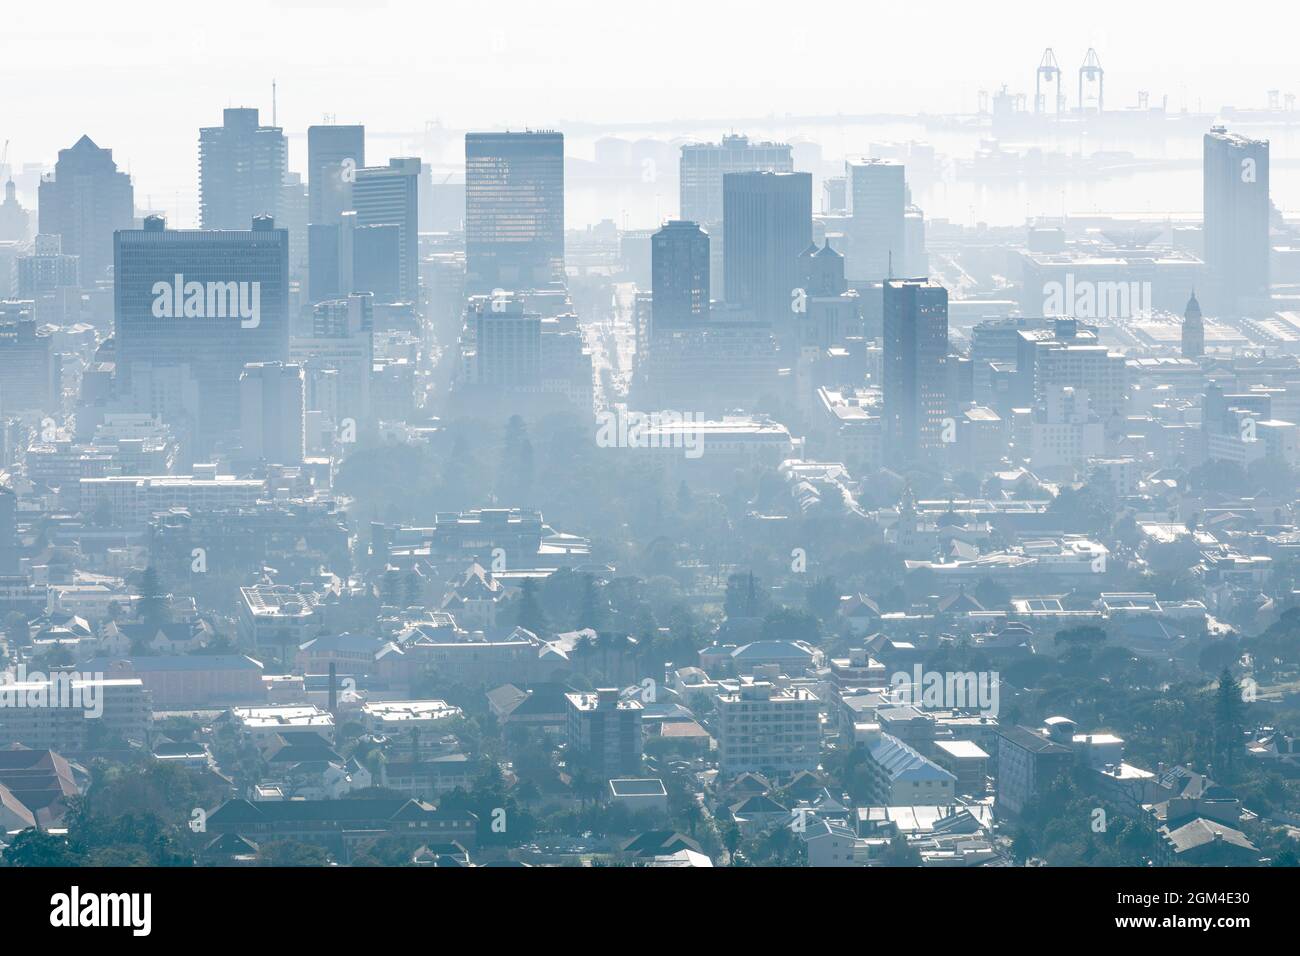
xmin=0 ymin=0 xmax=1294 ymax=931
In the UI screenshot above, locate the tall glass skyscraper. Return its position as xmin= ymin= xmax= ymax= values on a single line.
xmin=352 ymin=158 xmax=420 ymax=301
xmin=846 ymin=158 xmax=906 ymax=282
xmin=307 ymin=124 xmax=365 ymax=224
xmin=114 ymin=215 xmax=289 ymax=449
xmin=679 ymin=134 xmax=792 ymax=225
xmin=651 ymin=220 xmax=710 ymax=331
xmin=883 ymin=278 xmax=949 ymax=462
xmin=1203 ymin=126 xmax=1270 ymax=316
xmin=465 ymin=131 xmax=564 ymax=294
xmin=199 ymin=108 xmax=287 ymax=230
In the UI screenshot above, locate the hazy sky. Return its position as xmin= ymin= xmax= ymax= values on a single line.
xmin=5 ymin=0 xmax=1297 ymax=219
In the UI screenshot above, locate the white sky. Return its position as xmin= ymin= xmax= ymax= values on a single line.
xmin=4 ymin=0 xmax=1298 ymax=217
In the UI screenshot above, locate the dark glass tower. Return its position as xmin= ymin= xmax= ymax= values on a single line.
xmin=114 ymin=215 xmax=289 ymax=449
xmin=651 ymin=220 xmax=710 ymax=331
xmin=465 ymin=131 xmax=564 ymax=294
xmin=883 ymin=278 xmax=949 ymax=462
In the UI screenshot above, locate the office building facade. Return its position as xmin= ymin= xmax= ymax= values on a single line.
xmin=37 ymin=134 xmax=134 ymax=284
xmin=883 ymin=278 xmax=949 ymax=461
xmin=722 ymin=171 xmax=812 ymax=330
xmin=199 ymin=108 xmax=288 ymax=231
xmin=114 ymin=215 xmax=290 ymax=449
xmin=465 ymin=131 xmax=564 ymax=294
xmin=1203 ymin=126 xmax=1270 ymax=316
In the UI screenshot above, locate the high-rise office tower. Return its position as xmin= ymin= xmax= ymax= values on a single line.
xmin=1203 ymin=125 xmax=1270 ymax=315
xmin=465 ymin=131 xmax=564 ymax=294
xmin=469 ymin=294 xmax=542 ymax=388
xmin=682 ymin=135 xmax=793 ymax=302
xmin=1182 ymin=290 xmax=1205 ymax=358
xmin=352 ymin=223 xmax=402 ymax=300
xmin=680 ymin=134 xmax=793 ymax=225
xmin=883 ymin=278 xmax=949 ymax=461
xmin=307 ymin=124 xmax=365 ymax=224
xmin=722 ymin=171 xmax=812 ymax=329
xmin=114 ymin=215 xmax=289 ymax=449
xmin=279 ymin=173 xmax=309 ymax=283
xmin=0 ymin=485 xmax=18 ymax=576
xmin=239 ymin=361 xmax=306 ymax=466
xmin=15 ymin=235 xmax=80 ymax=297
xmin=352 ymin=158 xmax=420 ymax=301
xmin=37 ymin=134 xmax=134 ymax=283
xmin=199 ymin=108 xmax=287 ymax=230
xmin=846 ymin=159 xmax=906 ymax=281
xmin=0 ymin=318 xmax=58 ymax=416
xmin=651 ymin=220 xmax=709 ymax=331
xmin=0 ymin=178 xmax=31 ymax=242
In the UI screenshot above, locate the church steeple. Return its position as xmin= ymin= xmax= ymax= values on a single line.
xmin=1182 ymin=289 xmax=1204 ymax=359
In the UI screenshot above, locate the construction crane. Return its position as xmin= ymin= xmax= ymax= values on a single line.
xmin=1036 ymin=48 xmax=1064 ymax=114
xmin=1079 ymin=49 xmax=1104 ymax=113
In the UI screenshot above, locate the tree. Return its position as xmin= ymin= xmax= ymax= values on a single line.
xmin=136 ymin=566 xmax=167 ymax=634
xmin=805 ymin=576 xmax=841 ymax=621
xmin=3 ymin=611 xmax=30 ymax=650
xmin=0 ymin=828 xmax=81 ymax=866
xmin=973 ymin=577 xmax=1010 ymax=610
xmin=515 ymin=578 xmax=548 ymax=635
xmin=722 ymin=823 xmax=743 ymax=864
xmin=578 ymin=574 xmax=605 ymax=631
xmin=1054 ymin=625 xmax=1107 ymax=647
xmin=258 ymin=840 xmax=331 ymax=866
xmin=725 ymin=572 xmax=763 ymax=619
xmin=498 ymin=415 xmax=535 ymax=506
xmin=1214 ymin=668 xmax=1246 ymax=782
xmin=880 ymin=831 xmax=922 ymax=866
xmin=402 ymin=568 xmax=423 ymax=608
xmin=760 ymin=606 xmax=821 ymax=644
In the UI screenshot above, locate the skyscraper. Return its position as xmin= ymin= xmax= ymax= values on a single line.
xmin=465 ymin=131 xmax=564 ymax=294
xmin=681 ymin=135 xmax=793 ymax=301
xmin=883 ymin=278 xmax=949 ymax=461
xmin=307 ymin=124 xmax=365 ymax=224
xmin=37 ymin=134 xmax=134 ymax=283
xmin=1182 ymin=290 xmax=1205 ymax=358
xmin=1203 ymin=125 xmax=1270 ymax=315
xmin=651 ymin=220 xmax=709 ymax=331
xmin=239 ymin=361 xmax=306 ymax=466
xmin=722 ymin=171 xmax=812 ymax=329
xmin=680 ymin=134 xmax=793 ymax=225
xmin=199 ymin=108 xmax=287 ymax=230
xmin=352 ymin=158 xmax=420 ymax=301
xmin=114 ymin=215 xmax=289 ymax=449
xmin=846 ymin=159 xmax=906 ymax=281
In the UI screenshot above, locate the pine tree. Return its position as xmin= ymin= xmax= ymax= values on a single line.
xmin=516 ymin=578 xmax=547 ymax=635
xmin=578 ymin=574 xmax=604 ymax=631
xmin=137 ymin=566 xmax=167 ymax=633
xmin=1214 ymin=667 xmax=1246 ymax=781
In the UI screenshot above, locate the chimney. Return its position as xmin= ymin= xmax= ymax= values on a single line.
xmin=328 ymin=662 xmax=338 ymax=713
